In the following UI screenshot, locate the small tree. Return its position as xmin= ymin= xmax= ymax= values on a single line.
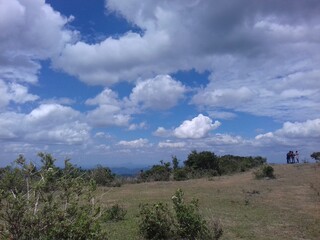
xmin=311 ymin=152 xmax=320 ymax=162
xmin=254 ymin=164 xmax=275 ymax=179
xmin=139 ymin=161 xmax=171 ymax=182
xmin=90 ymin=165 xmax=115 ymax=186
xmin=139 ymin=189 xmax=222 ymax=240
xmin=0 ymin=153 xmax=107 ymax=240
xmin=172 ymin=156 xmax=179 ymax=170
xmin=184 ymin=151 xmax=221 ymax=175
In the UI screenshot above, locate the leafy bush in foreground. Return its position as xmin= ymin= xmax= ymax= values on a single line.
xmin=103 ymin=204 xmax=127 ymax=222
xmin=139 ymin=189 xmax=222 ymax=240
xmin=0 ymin=153 xmax=107 ymax=240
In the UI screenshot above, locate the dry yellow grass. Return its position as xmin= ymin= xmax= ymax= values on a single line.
xmin=98 ymin=163 xmax=320 ymax=239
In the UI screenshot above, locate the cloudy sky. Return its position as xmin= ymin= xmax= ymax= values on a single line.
xmin=1 ymin=0 xmax=320 ymax=167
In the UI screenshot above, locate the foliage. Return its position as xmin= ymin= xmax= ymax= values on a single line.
xmin=218 ymin=155 xmax=266 ymax=175
xmin=254 ymin=164 xmax=275 ymax=179
xmin=103 ymin=204 xmax=127 ymax=222
xmin=310 ymin=152 xmax=320 ymax=162
xmin=139 ymin=202 xmax=175 ymax=240
xmin=138 ymin=189 xmax=222 ymax=240
xmin=139 ymin=161 xmax=171 ymax=182
xmin=172 ymin=156 xmax=179 ymax=170
xmin=172 ymin=189 xmax=222 ymax=240
xmin=184 ymin=151 xmax=221 ymax=175
xmin=173 ymin=168 xmax=188 ymax=181
xmin=90 ymin=165 xmax=116 ymax=186
xmin=0 ymin=153 xmax=107 ymax=240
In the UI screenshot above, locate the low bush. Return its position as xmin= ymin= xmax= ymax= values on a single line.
xmin=254 ymin=164 xmax=275 ymax=179
xmin=173 ymin=168 xmax=188 ymax=181
xmin=138 ymin=189 xmax=222 ymax=240
xmin=0 ymin=153 xmax=107 ymax=240
xmin=103 ymin=204 xmax=127 ymax=222
xmin=139 ymin=202 xmax=175 ymax=240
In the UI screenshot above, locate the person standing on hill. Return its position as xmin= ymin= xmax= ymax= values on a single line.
xmin=295 ymin=151 xmax=299 ymax=163
xmin=286 ymin=151 xmax=290 ymax=164
xmin=290 ymin=151 xmax=295 ymax=163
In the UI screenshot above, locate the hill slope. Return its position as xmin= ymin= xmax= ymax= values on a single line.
xmin=99 ymin=164 xmax=320 ymax=239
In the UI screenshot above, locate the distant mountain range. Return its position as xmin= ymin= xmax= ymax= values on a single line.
xmin=110 ymin=167 xmax=149 ymax=176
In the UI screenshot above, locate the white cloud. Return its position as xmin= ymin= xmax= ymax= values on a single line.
xmin=86 ymin=105 xmax=130 ymax=127
xmin=0 ymin=80 xmax=38 ymax=108
xmin=158 ymin=141 xmax=186 ymax=148
xmin=153 ymin=127 xmax=172 ymax=137
xmin=254 ymin=118 xmax=320 ymax=156
xmin=0 ymin=0 xmax=75 ymax=83
xmin=85 ymin=88 xmax=131 ymax=127
xmin=54 ymin=1 xmax=320 ymax=84
xmin=94 ymin=132 xmax=111 ymax=139
xmin=52 ymin=0 xmax=320 ymax=123
xmin=128 ymin=122 xmax=147 ymax=131
xmin=192 ymin=87 xmax=255 ymax=108
xmin=257 ymin=119 xmax=320 ymax=140
xmin=129 ymin=75 xmax=186 ymax=110
xmin=207 ymin=111 xmax=237 ymax=120
xmin=0 ymin=104 xmax=90 ymax=144
xmin=208 ymin=134 xmax=245 ymax=146
xmin=117 ymin=138 xmax=150 ymax=148
xmin=174 ymin=114 xmax=221 ymax=139
xmin=85 ymin=88 xmax=120 ymax=106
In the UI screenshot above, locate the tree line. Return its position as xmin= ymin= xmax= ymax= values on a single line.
xmin=138 ymin=150 xmax=266 ymax=182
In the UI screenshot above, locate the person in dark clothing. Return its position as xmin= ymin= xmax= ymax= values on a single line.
xmin=286 ymin=151 xmax=290 ymax=164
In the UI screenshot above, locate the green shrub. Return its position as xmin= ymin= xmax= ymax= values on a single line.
xmin=90 ymin=165 xmax=116 ymax=186
xmin=254 ymin=165 xmax=275 ymax=179
xmin=0 ymin=153 xmax=107 ymax=240
xmin=172 ymin=189 xmax=215 ymax=239
xmin=138 ymin=189 xmax=222 ymax=240
xmin=139 ymin=161 xmax=171 ymax=182
xmin=173 ymin=168 xmax=188 ymax=181
xmin=103 ymin=204 xmax=127 ymax=222
xmin=139 ymin=202 xmax=175 ymax=240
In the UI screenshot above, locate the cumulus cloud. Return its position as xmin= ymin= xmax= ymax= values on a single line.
xmin=153 ymin=127 xmax=172 ymax=137
xmin=0 ymin=104 xmax=90 ymax=144
xmin=128 ymin=122 xmax=147 ymax=131
xmin=0 ymin=80 xmax=38 ymax=108
xmin=256 ymin=119 xmax=320 ymax=140
xmin=85 ymin=88 xmax=120 ymax=106
xmin=117 ymin=138 xmax=150 ymax=148
xmin=158 ymin=141 xmax=186 ymax=148
xmin=54 ymin=1 xmax=320 ymax=81
xmin=0 ymin=0 xmax=74 ymax=83
xmin=174 ymin=114 xmax=221 ymax=139
xmin=129 ymin=75 xmax=186 ymax=110
xmin=192 ymin=87 xmax=255 ymax=108
xmin=85 ymin=88 xmax=131 ymax=127
xmin=207 ymin=111 xmax=237 ymax=120
xmin=86 ymin=105 xmax=131 ymax=127
xmin=51 ymin=0 xmax=320 ymax=122
xmin=207 ymin=134 xmax=245 ymax=146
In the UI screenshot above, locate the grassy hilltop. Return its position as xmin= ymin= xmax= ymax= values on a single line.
xmin=100 ymin=163 xmax=320 ymax=239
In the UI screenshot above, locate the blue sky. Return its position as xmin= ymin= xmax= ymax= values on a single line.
xmin=1 ymin=0 xmax=320 ymax=168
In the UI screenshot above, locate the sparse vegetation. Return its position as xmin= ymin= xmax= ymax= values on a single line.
xmin=253 ymin=164 xmax=275 ymax=179
xmin=311 ymin=152 xmax=320 ymax=162
xmin=103 ymin=204 xmax=127 ymax=222
xmin=1 ymin=152 xmax=320 ymax=239
xmin=138 ymin=151 xmax=266 ymax=183
xmin=0 ymin=153 xmax=107 ymax=240
xmin=139 ymin=189 xmax=222 ymax=240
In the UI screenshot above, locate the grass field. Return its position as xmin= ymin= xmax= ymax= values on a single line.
xmin=98 ymin=163 xmax=320 ymax=239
